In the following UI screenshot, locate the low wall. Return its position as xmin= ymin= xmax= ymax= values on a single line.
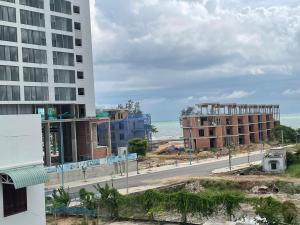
xmin=47 ymin=160 xmax=137 ymax=186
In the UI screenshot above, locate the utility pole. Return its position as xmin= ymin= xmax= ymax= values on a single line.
xmin=281 ymin=130 xmax=284 ymax=146
xmin=59 ymin=114 xmax=65 ymax=187
xmin=126 ymin=147 xmax=129 ymax=194
xmin=229 ymin=144 xmax=232 ymax=171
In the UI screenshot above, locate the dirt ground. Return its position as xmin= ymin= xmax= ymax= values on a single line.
xmin=139 ymin=141 xmax=272 ymax=170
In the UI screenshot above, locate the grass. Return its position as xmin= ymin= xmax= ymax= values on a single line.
xmin=285 ymin=163 xmax=300 ymax=177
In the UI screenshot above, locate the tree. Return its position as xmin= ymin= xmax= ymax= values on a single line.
xmin=150 ymin=124 xmax=158 ymax=134
xmin=128 ymin=138 xmax=148 ymax=157
xmin=118 ymin=100 xmax=142 ymax=115
xmin=51 ymin=187 xmax=71 ymax=208
xmin=271 ymin=125 xmax=297 ymax=144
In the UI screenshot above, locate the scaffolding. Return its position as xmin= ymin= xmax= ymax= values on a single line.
xmin=97 ymin=113 xmax=152 ymax=154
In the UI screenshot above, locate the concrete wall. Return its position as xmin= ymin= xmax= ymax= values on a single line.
xmin=47 ymin=160 xmax=137 ymax=186
xmin=0 ymin=115 xmax=43 ymax=169
xmin=0 ymin=184 xmax=46 ymax=225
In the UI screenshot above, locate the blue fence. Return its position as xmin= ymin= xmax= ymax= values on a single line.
xmin=46 ymin=153 xmax=137 ymax=173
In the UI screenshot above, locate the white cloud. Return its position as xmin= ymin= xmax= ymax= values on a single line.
xmin=283 ymin=89 xmax=300 ymax=95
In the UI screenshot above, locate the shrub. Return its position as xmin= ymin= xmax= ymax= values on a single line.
xmin=128 ymin=138 xmax=148 ymax=156
xmin=51 ymin=186 xmax=71 ymax=208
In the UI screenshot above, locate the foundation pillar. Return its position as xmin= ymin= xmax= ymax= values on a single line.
xmin=44 ymin=123 xmax=51 ymax=167
xmin=71 ymin=121 xmax=78 ymax=162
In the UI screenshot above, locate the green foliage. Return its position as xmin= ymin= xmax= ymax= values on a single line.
xmin=271 ymin=125 xmax=298 ymax=144
xmin=128 ymin=138 xmax=148 ymax=156
xmin=51 ymin=186 xmax=71 ymax=208
xmin=118 ymin=100 xmax=142 ymax=115
xmin=200 ymin=180 xmax=240 ymax=191
xmin=286 ymin=163 xmax=300 ymax=177
xmin=150 ymin=124 xmax=158 ymax=134
xmin=282 ymin=201 xmax=298 ymax=224
xmin=79 ymin=188 xmax=95 ymax=210
xmin=274 ymin=180 xmax=300 ymax=194
xmin=252 ymin=197 xmax=282 ymax=225
xmin=94 ymin=184 xmax=121 ymax=219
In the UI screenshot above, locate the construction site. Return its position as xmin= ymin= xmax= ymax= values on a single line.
xmin=180 ymin=103 xmax=280 ymax=151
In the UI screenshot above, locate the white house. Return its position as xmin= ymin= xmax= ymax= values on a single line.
xmin=262 ymin=147 xmax=287 ymax=172
xmin=0 ymin=115 xmax=47 ymax=225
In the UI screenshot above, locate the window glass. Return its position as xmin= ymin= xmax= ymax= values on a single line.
xmin=23 ymin=67 xmax=48 ymax=82
xmin=3 ymin=184 xmax=27 ymax=217
xmin=20 ymin=9 xmax=45 ymax=27
xmin=51 ymin=15 xmax=72 ymax=32
xmin=76 ymin=55 xmax=82 ymax=63
xmin=53 ymin=51 xmax=74 ymax=66
xmin=0 ymin=85 xmax=20 ymax=101
xmin=55 ymin=87 xmax=76 ymax=101
xmin=50 ymin=0 xmax=71 ymax=14
xmin=0 ymin=0 xmax=15 ymax=3
xmin=24 ymin=86 xmax=49 ymax=101
xmin=52 ymin=33 xmax=73 ymax=49
xmin=75 ymin=38 xmax=82 ymax=46
xmin=21 ymin=29 xmax=46 ymax=46
xmin=0 ymin=5 xmax=16 ymax=22
xmin=78 ymin=88 xmax=84 ymax=95
xmin=54 ymin=69 xmax=75 ymax=83
xmin=0 ymin=45 xmax=18 ymax=61
xmin=22 ymin=48 xmax=47 ymax=64
xmin=73 ymin=5 xmax=80 ymax=14
xmin=74 ymin=22 xmax=81 ymax=30
xmin=20 ymin=0 xmax=44 ymax=9
xmin=0 ymin=65 xmax=19 ymax=81
xmin=77 ymin=71 xmax=84 ymax=79
xmin=0 ymin=25 xmax=17 ymax=42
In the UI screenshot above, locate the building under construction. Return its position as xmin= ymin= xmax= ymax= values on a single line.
xmin=180 ymin=103 xmax=280 ymax=151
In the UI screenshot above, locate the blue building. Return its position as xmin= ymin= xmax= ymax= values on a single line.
xmin=97 ymin=109 xmax=152 ymax=155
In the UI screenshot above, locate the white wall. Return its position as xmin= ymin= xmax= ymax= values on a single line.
xmin=0 ymin=0 xmax=96 ymax=117
xmin=0 ymin=184 xmax=46 ymax=225
xmin=0 ymin=115 xmax=43 ymax=169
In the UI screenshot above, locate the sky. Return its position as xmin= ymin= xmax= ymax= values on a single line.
xmin=90 ymin=0 xmax=300 ymax=121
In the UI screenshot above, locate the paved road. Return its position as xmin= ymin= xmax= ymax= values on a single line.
xmin=46 ymin=152 xmax=263 ymax=195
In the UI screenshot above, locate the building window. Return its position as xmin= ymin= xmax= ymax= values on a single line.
xmin=119 ymin=122 xmax=124 ymax=130
xmin=0 ymin=85 xmax=20 ymax=101
xmin=0 ymin=65 xmax=18 ymax=81
xmin=20 ymin=9 xmax=45 ymax=27
xmin=3 ymin=184 xmax=27 ymax=217
xmin=50 ymin=0 xmax=71 ymax=15
xmin=20 ymin=0 xmax=44 ymax=9
xmin=75 ymin=38 xmax=82 ymax=46
xmin=120 ymin=133 xmax=125 ymax=140
xmin=53 ymin=51 xmax=74 ymax=66
xmin=52 ymin=33 xmax=73 ymax=49
xmin=51 ymin=15 xmax=72 ymax=32
xmin=21 ymin=29 xmax=46 ymax=46
xmin=54 ymin=69 xmax=75 ymax=83
xmin=76 ymin=55 xmax=82 ymax=63
xmin=199 ymin=129 xmax=204 ymax=137
xmin=73 ymin=5 xmax=80 ymax=13
xmin=23 ymin=67 xmax=48 ymax=82
xmin=78 ymin=88 xmax=84 ymax=96
xmin=0 ymin=5 xmax=16 ymax=22
xmin=0 ymin=0 xmax=15 ymax=3
xmin=22 ymin=48 xmax=47 ymax=64
xmin=77 ymin=71 xmax=84 ymax=79
xmin=0 ymin=25 xmax=17 ymax=42
xmin=74 ymin=22 xmax=81 ymax=30
xmin=55 ymin=87 xmax=76 ymax=101
xmin=24 ymin=86 xmax=49 ymax=101
xmin=0 ymin=45 xmax=18 ymax=61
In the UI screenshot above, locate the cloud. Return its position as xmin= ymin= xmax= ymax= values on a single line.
xmin=90 ymin=0 xmax=300 ymax=120
xmin=283 ymin=89 xmax=300 ymax=96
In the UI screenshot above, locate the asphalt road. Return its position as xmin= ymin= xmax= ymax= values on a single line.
xmin=46 ymin=152 xmax=263 ymax=195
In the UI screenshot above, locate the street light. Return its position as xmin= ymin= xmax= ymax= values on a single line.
xmin=59 ymin=112 xmax=69 ymax=187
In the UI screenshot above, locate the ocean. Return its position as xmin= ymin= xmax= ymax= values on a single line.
xmin=152 ymin=114 xmax=300 ymax=141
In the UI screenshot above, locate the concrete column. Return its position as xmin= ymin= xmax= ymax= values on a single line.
xmin=107 ymin=120 xmax=112 ymax=155
xmin=89 ymin=122 xmax=94 ymax=160
xmin=71 ymin=121 xmax=78 ymax=162
xmin=44 ymin=123 xmax=51 ymax=167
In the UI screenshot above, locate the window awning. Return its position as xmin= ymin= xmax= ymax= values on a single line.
xmin=0 ymin=165 xmax=48 ymax=189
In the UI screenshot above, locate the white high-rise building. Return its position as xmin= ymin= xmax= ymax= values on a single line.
xmin=0 ymin=0 xmax=111 ymax=166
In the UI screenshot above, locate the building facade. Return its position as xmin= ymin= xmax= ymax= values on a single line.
xmin=97 ymin=109 xmax=152 ymax=155
xmin=0 ymin=0 xmax=111 ymax=166
xmin=180 ymin=103 xmax=280 ymax=151
xmin=0 ymin=115 xmax=47 ymax=225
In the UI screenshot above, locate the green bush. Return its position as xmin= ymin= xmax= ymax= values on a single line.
xmin=200 ymin=180 xmax=240 ymax=191
xmin=51 ymin=186 xmax=71 ymax=208
xmin=128 ymin=138 xmax=148 ymax=156
xmin=79 ymin=188 xmax=95 ymax=209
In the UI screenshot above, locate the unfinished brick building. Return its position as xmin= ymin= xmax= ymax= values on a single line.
xmin=180 ymin=103 xmax=280 ymax=150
